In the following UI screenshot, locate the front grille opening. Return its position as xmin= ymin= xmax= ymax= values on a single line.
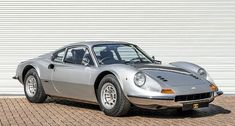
xmin=175 ymin=92 xmax=212 ymax=102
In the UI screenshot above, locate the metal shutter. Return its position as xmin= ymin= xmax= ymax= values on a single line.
xmin=0 ymin=0 xmax=234 ymax=94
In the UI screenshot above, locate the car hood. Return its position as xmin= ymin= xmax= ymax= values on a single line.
xmin=132 ymin=64 xmax=210 ymax=87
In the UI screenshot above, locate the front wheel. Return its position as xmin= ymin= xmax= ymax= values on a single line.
xmin=98 ymin=74 xmax=130 ymax=116
xmin=24 ymin=68 xmax=47 ymax=103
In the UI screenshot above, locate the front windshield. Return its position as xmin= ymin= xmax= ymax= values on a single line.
xmin=93 ymin=44 xmax=153 ymax=65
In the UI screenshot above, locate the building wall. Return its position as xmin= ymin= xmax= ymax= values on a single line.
xmin=0 ymin=0 xmax=234 ymax=94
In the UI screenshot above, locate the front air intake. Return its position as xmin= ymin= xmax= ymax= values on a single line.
xmin=175 ymin=92 xmax=212 ymax=102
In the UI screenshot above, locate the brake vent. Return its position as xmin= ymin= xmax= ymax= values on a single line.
xmin=157 ymin=76 xmax=168 ymax=82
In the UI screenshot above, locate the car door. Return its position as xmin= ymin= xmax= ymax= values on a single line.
xmin=50 ymin=46 xmax=97 ymax=102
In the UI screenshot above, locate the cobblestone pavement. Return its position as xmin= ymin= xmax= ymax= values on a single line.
xmin=0 ymin=96 xmax=234 ymax=126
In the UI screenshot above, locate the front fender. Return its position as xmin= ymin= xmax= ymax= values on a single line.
xmin=98 ymin=65 xmax=138 ymax=96
xmin=170 ymin=61 xmax=216 ymax=84
xmin=170 ymin=61 xmax=203 ymax=74
xmin=98 ymin=64 xmax=163 ymax=100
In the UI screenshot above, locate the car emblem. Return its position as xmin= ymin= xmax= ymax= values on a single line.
xmin=191 ymin=87 xmax=196 ymax=90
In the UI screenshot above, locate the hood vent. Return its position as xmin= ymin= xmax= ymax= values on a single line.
xmin=143 ymin=69 xmax=206 ymax=87
xmin=157 ymin=76 xmax=168 ymax=82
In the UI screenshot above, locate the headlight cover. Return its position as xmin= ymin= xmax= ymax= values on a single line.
xmin=206 ymin=73 xmax=215 ymax=83
xmin=134 ymin=72 xmax=146 ymax=87
xmin=198 ymin=68 xmax=215 ymax=83
xmin=198 ymin=68 xmax=207 ymax=78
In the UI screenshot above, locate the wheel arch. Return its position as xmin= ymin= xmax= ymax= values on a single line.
xmin=94 ymin=70 xmax=124 ymax=101
xmin=22 ymin=64 xmax=41 ymax=84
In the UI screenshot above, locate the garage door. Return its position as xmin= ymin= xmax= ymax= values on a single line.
xmin=0 ymin=0 xmax=234 ymax=95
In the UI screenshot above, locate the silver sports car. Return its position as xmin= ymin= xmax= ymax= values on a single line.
xmin=13 ymin=41 xmax=223 ymax=116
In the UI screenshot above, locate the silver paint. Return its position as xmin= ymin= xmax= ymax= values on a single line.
xmin=14 ymin=41 xmax=223 ymax=109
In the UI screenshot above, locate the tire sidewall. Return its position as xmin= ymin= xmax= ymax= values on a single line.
xmin=98 ymin=74 xmax=127 ymax=116
xmin=24 ymin=68 xmax=46 ymax=102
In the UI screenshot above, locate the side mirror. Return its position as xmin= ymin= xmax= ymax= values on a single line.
xmin=152 ymin=56 xmax=155 ymax=60
xmin=154 ymin=60 xmax=162 ymax=64
xmin=152 ymin=56 xmax=161 ymax=64
xmin=82 ymin=57 xmax=90 ymax=66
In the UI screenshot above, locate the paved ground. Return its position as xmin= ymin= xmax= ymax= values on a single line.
xmin=0 ymin=96 xmax=234 ymax=126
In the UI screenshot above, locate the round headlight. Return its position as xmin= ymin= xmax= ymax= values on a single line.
xmin=134 ymin=72 xmax=146 ymax=87
xmin=198 ymin=68 xmax=207 ymax=78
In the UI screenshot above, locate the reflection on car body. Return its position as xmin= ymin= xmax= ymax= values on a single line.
xmin=14 ymin=41 xmax=223 ymax=116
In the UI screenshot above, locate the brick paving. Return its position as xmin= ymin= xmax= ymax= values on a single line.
xmin=0 ymin=96 xmax=234 ymax=126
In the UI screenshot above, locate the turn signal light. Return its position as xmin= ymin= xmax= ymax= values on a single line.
xmin=210 ymin=84 xmax=218 ymax=91
xmin=161 ymin=88 xmax=175 ymax=94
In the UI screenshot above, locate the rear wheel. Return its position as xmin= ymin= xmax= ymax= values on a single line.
xmin=24 ymin=68 xmax=47 ymax=103
xmin=98 ymin=74 xmax=130 ymax=116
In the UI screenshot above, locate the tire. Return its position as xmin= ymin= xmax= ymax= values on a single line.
xmin=98 ymin=74 xmax=130 ymax=116
xmin=24 ymin=68 xmax=47 ymax=103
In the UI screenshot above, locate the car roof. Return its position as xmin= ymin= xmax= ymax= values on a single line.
xmin=67 ymin=41 xmax=133 ymax=47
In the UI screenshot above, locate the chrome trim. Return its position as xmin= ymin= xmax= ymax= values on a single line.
xmin=128 ymin=95 xmax=181 ymax=108
xmin=177 ymin=97 xmax=214 ymax=104
xmin=128 ymin=94 xmax=215 ymax=109
xmin=49 ymin=95 xmax=98 ymax=105
xmin=174 ymin=92 xmax=212 ymax=102
xmin=12 ymin=76 xmax=19 ymax=79
xmin=215 ymin=90 xmax=223 ymax=97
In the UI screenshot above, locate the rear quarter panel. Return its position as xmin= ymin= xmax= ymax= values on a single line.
xmin=16 ymin=57 xmax=58 ymax=95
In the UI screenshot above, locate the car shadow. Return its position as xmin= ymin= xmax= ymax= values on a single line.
xmin=45 ymin=97 xmax=101 ymax=111
xmin=46 ymin=98 xmax=231 ymax=119
xmin=127 ymin=104 xmax=231 ymax=119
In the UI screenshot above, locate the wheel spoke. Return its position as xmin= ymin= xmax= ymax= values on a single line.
xmin=101 ymin=83 xmax=117 ymax=109
xmin=26 ymin=75 xmax=37 ymax=97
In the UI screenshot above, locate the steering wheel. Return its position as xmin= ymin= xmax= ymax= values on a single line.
xmin=99 ymin=57 xmax=112 ymax=64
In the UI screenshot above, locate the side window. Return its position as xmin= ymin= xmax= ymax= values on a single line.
xmin=64 ymin=48 xmax=73 ymax=63
xmin=93 ymin=47 xmax=118 ymax=61
xmin=82 ymin=49 xmax=94 ymax=65
xmin=53 ymin=48 xmax=66 ymax=63
xmin=64 ymin=46 xmax=94 ymax=66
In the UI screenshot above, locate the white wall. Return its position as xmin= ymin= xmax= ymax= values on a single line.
xmin=0 ymin=0 xmax=235 ymax=94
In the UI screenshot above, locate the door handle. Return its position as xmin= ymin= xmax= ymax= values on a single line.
xmin=48 ymin=64 xmax=55 ymax=69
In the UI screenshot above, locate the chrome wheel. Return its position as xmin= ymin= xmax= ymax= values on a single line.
xmin=25 ymin=75 xmax=37 ymax=97
xmin=101 ymin=82 xmax=117 ymax=109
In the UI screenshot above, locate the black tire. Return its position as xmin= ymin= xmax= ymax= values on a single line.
xmin=24 ymin=68 xmax=47 ymax=103
xmin=98 ymin=74 xmax=130 ymax=116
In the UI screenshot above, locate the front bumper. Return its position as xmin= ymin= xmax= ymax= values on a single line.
xmin=128 ymin=91 xmax=223 ymax=109
xmin=12 ymin=76 xmax=19 ymax=80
